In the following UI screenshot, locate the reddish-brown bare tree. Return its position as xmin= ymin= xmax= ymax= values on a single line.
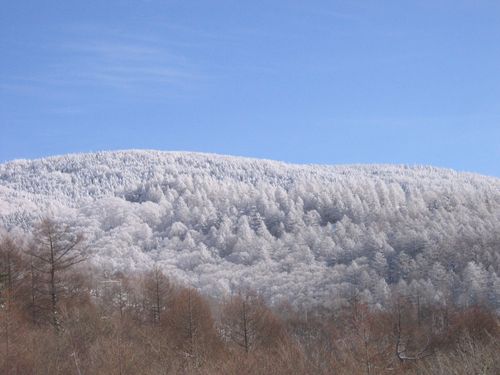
xmin=221 ymin=291 xmax=287 ymax=354
xmin=29 ymin=218 xmax=86 ymax=332
xmin=143 ymin=265 xmax=172 ymax=325
xmin=168 ymin=287 xmax=221 ymax=366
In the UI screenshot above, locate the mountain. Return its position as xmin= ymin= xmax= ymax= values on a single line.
xmin=1 ymin=150 xmax=499 ymax=309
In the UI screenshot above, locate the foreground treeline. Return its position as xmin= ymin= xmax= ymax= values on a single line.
xmin=0 ymin=220 xmax=499 ymax=374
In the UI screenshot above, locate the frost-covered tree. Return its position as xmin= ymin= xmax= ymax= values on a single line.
xmin=0 ymin=150 xmax=499 ymax=309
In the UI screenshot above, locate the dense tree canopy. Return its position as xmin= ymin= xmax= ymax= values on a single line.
xmin=0 ymin=151 xmax=499 ymax=309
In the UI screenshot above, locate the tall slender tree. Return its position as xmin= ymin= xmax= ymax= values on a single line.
xmin=221 ymin=291 xmax=285 ymax=354
xmin=143 ymin=265 xmax=172 ymax=325
xmin=29 ymin=218 xmax=85 ymax=332
xmin=0 ymin=235 xmax=26 ymax=364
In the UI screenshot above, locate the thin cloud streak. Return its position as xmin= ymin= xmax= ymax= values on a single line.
xmin=57 ymin=35 xmax=200 ymax=89
xmin=2 ymin=27 xmax=202 ymax=94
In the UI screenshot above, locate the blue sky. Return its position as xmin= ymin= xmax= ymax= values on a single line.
xmin=1 ymin=1 xmax=499 ymax=176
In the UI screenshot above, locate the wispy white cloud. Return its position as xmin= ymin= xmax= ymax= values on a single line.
xmin=2 ymin=26 xmax=201 ymax=95
xmin=61 ymin=34 xmax=199 ymax=89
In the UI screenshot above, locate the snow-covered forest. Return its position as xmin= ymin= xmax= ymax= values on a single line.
xmin=0 ymin=150 xmax=499 ymax=309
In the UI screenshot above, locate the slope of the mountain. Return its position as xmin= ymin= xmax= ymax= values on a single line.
xmin=1 ymin=150 xmax=499 ymax=308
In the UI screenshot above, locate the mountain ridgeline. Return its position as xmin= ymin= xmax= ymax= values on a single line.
xmin=0 ymin=150 xmax=499 ymax=309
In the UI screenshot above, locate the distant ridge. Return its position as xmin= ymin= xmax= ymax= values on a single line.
xmin=1 ymin=150 xmax=499 ymax=308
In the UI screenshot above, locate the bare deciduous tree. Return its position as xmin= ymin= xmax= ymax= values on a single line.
xmin=29 ymin=218 xmax=86 ymax=332
xmin=394 ymin=298 xmax=433 ymax=363
xmin=169 ymin=288 xmax=219 ymax=364
xmin=143 ymin=265 xmax=172 ymax=325
xmin=0 ymin=235 xmax=26 ymax=365
xmin=221 ymin=291 xmax=285 ymax=354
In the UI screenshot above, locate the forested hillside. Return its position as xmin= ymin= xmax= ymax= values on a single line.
xmin=1 ymin=150 xmax=499 ymax=309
